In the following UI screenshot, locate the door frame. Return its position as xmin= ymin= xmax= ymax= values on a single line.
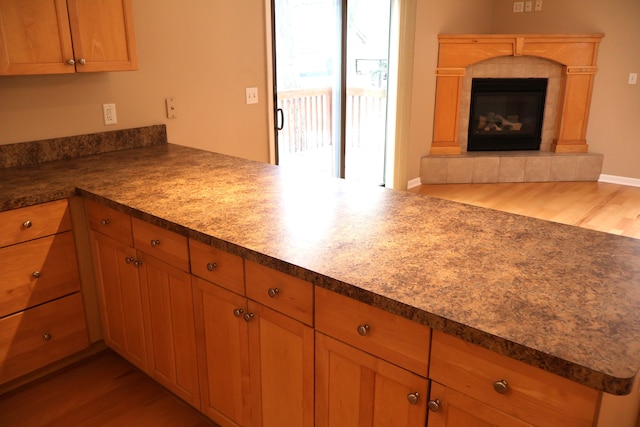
xmin=265 ymin=0 xmax=417 ymax=190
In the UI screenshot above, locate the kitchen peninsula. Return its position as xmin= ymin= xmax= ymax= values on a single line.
xmin=1 ymin=126 xmax=640 ymax=426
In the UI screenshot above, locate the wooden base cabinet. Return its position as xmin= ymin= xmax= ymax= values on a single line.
xmin=316 ymin=333 xmax=428 ymax=427
xmin=0 ymin=200 xmax=88 ymax=385
xmin=88 ymin=201 xmax=199 ymax=408
xmin=139 ymin=253 xmax=199 ymax=408
xmin=90 ymin=230 xmax=147 ymax=371
xmin=247 ymin=300 xmax=314 ymax=427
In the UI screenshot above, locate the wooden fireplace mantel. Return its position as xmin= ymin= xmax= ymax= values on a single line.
xmin=431 ymin=34 xmax=604 ymax=155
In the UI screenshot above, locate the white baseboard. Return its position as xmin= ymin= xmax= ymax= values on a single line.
xmin=599 ymin=174 xmax=640 ymax=188
xmin=407 ymin=177 xmax=422 ymax=189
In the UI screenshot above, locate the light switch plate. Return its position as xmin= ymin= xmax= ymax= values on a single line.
xmin=166 ymin=98 xmax=178 ymax=118
xmin=513 ymin=2 xmax=524 ymax=13
xmin=629 ymin=73 xmax=638 ymax=85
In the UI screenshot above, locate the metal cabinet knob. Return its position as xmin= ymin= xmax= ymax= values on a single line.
xmin=78 ymin=58 xmax=86 ymax=65
xmin=268 ymin=287 xmax=280 ymax=298
xmin=150 ymin=239 xmax=160 ymax=247
xmin=357 ymin=324 xmax=370 ymax=336
xmin=233 ymin=308 xmax=244 ymax=317
xmin=407 ymin=392 xmax=420 ymax=405
xmin=43 ymin=333 xmax=52 ymax=341
xmin=133 ymin=260 xmax=143 ymax=268
xmin=493 ymin=379 xmax=509 ymax=394
xmin=207 ymin=262 xmax=217 ymax=271
xmin=243 ymin=312 xmax=255 ymax=322
xmin=22 ymin=220 xmax=33 ymax=229
xmin=66 ymin=58 xmax=75 ymax=65
xmin=427 ymin=399 xmax=441 ymax=412
xmin=101 ymin=219 xmax=110 ymax=226
xmin=125 ymin=256 xmax=134 ymax=264
xmin=32 ymin=270 xmax=41 ymax=278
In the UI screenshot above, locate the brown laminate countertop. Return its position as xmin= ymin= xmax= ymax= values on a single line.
xmin=2 ymin=143 xmax=640 ymax=395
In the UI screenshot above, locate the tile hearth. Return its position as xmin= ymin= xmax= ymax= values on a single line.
xmin=420 ymin=151 xmax=603 ymax=184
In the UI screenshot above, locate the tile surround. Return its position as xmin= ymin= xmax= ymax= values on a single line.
xmin=421 ymin=152 xmax=603 ymax=184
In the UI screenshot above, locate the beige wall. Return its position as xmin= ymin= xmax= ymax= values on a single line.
xmin=0 ymin=0 xmax=271 ymax=163
xmin=1 ymin=0 xmax=638 ymax=180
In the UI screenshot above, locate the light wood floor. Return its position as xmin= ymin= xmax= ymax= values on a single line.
xmin=409 ymin=181 xmax=640 ymax=239
xmin=0 ymin=351 xmax=217 ymax=427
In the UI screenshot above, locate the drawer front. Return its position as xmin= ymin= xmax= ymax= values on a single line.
xmin=245 ymin=260 xmax=313 ymax=326
xmin=315 ymin=287 xmax=430 ymax=376
xmin=0 ymin=292 xmax=89 ymax=384
xmin=429 ymin=331 xmax=599 ymax=427
xmin=132 ymin=217 xmax=189 ymax=271
xmin=189 ymin=239 xmax=245 ymax=295
xmin=85 ymin=199 xmax=133 ymax=246
xmin=0 ymin=231 xmax=80 ymax=318
xmin=0 ymin=200 xmax=71 ymax=248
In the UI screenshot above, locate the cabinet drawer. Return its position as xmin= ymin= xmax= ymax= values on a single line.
xmin=0 ymin=231 xmax=80 ymax=318
xmin=315 ymin=287 xmax=430 ymax=376
xmin=0 ymin=200 xmax=71 ymax=248
xmin=245 ymin=260 xmax=313 ymax=326
xmin=0 ymin=293 xmax=89 ymax=384
xmin=429 ymin=331 xmax=599 ymax=427
xmin=189 ymin=239 xmax=245 ymax=295
xmin=85 ymin=199 xmax=133 ymax=246
xmin=132 ymin=218 xmax=189 ymax=271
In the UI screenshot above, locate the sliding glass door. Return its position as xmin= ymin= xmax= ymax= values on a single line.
xmin=272 ymin=0 xmax=391 ymax=185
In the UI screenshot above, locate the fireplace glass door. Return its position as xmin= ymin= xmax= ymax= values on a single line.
xmin=467 ymin=78 xmax=548 ymax=151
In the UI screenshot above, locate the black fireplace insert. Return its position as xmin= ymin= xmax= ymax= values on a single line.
xmin=467 ymin=78 xmax=548 ymax=151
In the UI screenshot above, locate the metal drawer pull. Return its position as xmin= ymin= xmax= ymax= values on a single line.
xmin=43 ymin=333 xmax=52 ymax=341
xmin=427 ymin=399 xmax=441 ymax=412
xmin=150 ymin=239 xmax=160 ymax=247
xmin=22 ymin=220 xmax=33 ymax=229
xmin=243 ymin=312 xmax=255 ymax=322
xmin=493 ymin=379 xmax=509 ymax=394
xmin=407 ymin=392 xmax=420 ymax=405
xmin=125 ymin=256 xmax=134 ymax=264
xmin=357 ymin=324 xmax=370 ymax=336
xmin=207 ymin=262 xmax=217 ymax=271
xmin=233 ymin=308 xmax=244 ymax=317
xmin=101 ymin=219 xmax=110 ymax=226
xmin=32 ymin=270 xmax=41 ymax=278
xmin=133 ymin=260 xmax=143 ymax=268
xmin=268 ymin=287 xmax=280 ymax=298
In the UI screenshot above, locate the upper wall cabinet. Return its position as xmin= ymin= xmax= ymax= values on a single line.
xmin=0 ymin=0 xmax=137 ymax=75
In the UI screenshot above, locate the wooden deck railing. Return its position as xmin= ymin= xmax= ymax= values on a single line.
xmin=277 ymin=87 xmax=386 ymax=154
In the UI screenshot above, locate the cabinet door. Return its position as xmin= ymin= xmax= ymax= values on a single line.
xmin=66 ymin=0 xmax=137 ymax=72
xmin=427 ymin=381 xmax=533 ymax=427
xmin=247 ymin=301 xmax=314 ymax=427
xmin=316 ymin=333 xmax=428 ymax=427
xmin=0 ymin=0 xmax=75 ymax=75
xmin=90 ymin=230 xmax=147 ymax=370
xmin=139 ymin=253 xmax=199 ymax=408
xmin=192 ymin=277 xmax=251 ymax=427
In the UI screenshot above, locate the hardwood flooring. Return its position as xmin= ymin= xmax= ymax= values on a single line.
xmin=409 ymin=181 xmax=640 ymax=239
xmin=0 ymin=351 xmax=217 ymax=427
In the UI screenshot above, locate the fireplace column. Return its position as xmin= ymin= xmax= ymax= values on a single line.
xmin=431 ymin=67 xmax=465 ymax=155
xmin=552 ymin=65 xmax=598 ymax=153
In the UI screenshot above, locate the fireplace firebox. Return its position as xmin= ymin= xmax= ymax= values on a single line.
xmin=467 ymin=78 xmax=548 ymax=151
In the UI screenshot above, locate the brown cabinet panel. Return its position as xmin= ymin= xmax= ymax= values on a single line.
xmin=0 ymin=293 xmax=89 ymax=384
xmin=0 ymin=231 xmax=80 ymax=317
xmin=0 ymin=199 xmax=71 ymax=247
xmin=85 ymin=199 xmax=133 ymax=246
xmin=190 ymin=239 xmax=245 ymax=295
xmin=132 ymin=217 xmax=189 ymax=272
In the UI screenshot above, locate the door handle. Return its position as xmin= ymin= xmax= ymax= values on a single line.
xmin=276 ymin=108 xmax=284 ymax=131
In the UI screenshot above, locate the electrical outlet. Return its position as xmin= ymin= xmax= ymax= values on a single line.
xmin=535 ymin=0 xmax=543 ymax=11
xmin=166 ymin=98 xmax=178 ymax=118
xmin=102 ymin=103 xmax=117 ymax=125
xmin=513 ymin=1 xmax=524 ymax=12
xmin=245 ymin=87 xmax=258 ymax=104
xmin=629 ymin=73 xmax=638 ymax=85
xmin=525 ymin=1 xmax=532 ymax=12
